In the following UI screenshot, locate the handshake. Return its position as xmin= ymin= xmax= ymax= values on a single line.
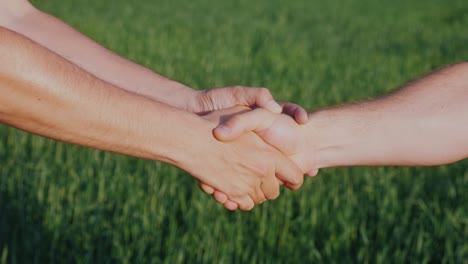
xmin=1 ymin=13 xmax=465 ymax=213
xmin=197 ymin=103 xmax=317 ymax=211
xmin=186 ymin=63 xmax=468 ymax=210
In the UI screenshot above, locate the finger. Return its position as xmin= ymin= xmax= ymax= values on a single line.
xmin=214 ymin=108 xmax=276 ymax=142
xmin=281 ymin=102 xmax=309 ymax=124
xmin=306 ymin=169 xmax=319 ymax=177
xmin=283 ymin=179 xmax=303 ymax=191
xmin=257 ymin=167 xmax=280 ymax=201
xmin=201 ymin=184 xmax=240 ymax=209
xmin=274 ymin=153 xmax=304 ymax=190
xmin=234 ymin=87 xmax=283 ymax=113
xmin=294 ymin=108 xmax=309 ymax=124
xmin=224 ymin=200 xmax=239 ymax=211
xmin=251 ymin=183 xmax=268 ymax=204
xmin=199 ymin=182 xmax=215 ymax=194
xmin=260 ymin=178 xmax=280 ymax=200
xmin=235 ymin=196 xmax=255 ymax=211
xmin=213 ymin=190 xmax=228 ymax=204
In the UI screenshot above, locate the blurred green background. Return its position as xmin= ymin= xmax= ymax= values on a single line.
xmin=1 ymin=0 xmax=468 ymax=263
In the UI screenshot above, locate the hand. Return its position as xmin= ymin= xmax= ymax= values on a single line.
xmin=196 ymin=108 xmax=305 ymax=210
xmin=191 ymin=86 xmax=282 ymax=114
xmin=190 ymin=86 xmax=308 ymax=210
xmin=198 ymin=106 xmax=313 ymax=210
xmin=191 ymin=86 xmax=308 ymax=124
xmin=214 ymin=107 xmax=318 ymax=175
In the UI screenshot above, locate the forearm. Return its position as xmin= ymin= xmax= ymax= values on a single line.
xmin=0 ymin=1 xmax=197 ymax=110
xmin=1 ymin=26 xmax=300 ymax=211
xmin=0 ymin=26 xmax=208 ymax=168
xmin=308 ymin=63 xmax=468 ymax=168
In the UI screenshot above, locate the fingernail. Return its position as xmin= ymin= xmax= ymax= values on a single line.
xmin=299 ymin=113 xmax=309 ymax=124
xmin=266 ymin=100 xmax=283 ymax=113
xmin=216 ymin=124 xmax=231 ymax=135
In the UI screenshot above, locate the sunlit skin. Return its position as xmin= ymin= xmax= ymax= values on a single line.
xmin=0 ymin=0 xmax=289 ymax=114
xmin=0 ymin=0 xmax=311 ymax=210
xmin=201 ymin=63 xmax=468 ymax=209
xmin=0 ymin=26 xmax=308 ymax=211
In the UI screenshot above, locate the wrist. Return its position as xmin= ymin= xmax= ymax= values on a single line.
xmin=146 ymin=80 xmax=197 ymax=112
xmin=184 ymin=89 xmax=205 ymax=113
xmin=172 ymin=83 xmax=198 ymax=111
xmin=303 ymin=110 xmax=355 ymax=169
xmin=307 ymin=106 xmax=384 ymax=169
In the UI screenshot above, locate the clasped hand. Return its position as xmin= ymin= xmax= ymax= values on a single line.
xmin=198 ymin=104 xmax=317 ymax=211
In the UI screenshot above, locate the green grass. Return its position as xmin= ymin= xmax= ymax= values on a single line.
xmin=1 ymin=0 xmax=468 ymax=263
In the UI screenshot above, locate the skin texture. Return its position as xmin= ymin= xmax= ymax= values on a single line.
xmin=0 ymin=27 xmax=304 ymax=210
xmin=201 ymin=107 xmax=309 ymax=209
xmin=202 ymin=63 xmax=468 ymax=206
xmin=0 ymin=0 xmax=310 ymax=210
xmin=0 ymin=0 xmax=287 ymax=114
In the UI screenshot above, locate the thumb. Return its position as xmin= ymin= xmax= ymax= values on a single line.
xmin=214 ymin=108 xmax=277 ymax=142
xmin=233 ymin=87 xmax=283 ymax=113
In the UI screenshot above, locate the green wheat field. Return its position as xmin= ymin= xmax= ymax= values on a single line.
xmin=1 ymin=0 xmax=468 ymax=263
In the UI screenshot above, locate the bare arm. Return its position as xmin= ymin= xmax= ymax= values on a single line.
xmin=0 ymin=0 xmax=195 ymax=108
xmin=214 ymin=63 xmax=468 ymax=173
xmin=0 ymin=26 xmax=303 ymax=210
xmin=310 ymin=63 xmax=468 ymax=168
xmin=0 ymin=0 xmax=288 ymax=115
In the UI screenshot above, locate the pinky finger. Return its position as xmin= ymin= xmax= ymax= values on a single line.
xmin=294 ymin=107 xmax=309 ymax=124
xmin=199 ymin=182 xmax=215 ymax=195
xmin=280 ymin=103 xmax=309 ymax=124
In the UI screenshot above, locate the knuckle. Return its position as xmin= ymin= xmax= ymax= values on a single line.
xmin=228 ymin=86 xmax=243 ymax=102
xmin=233 ymin=85 xmax=245 ymax=94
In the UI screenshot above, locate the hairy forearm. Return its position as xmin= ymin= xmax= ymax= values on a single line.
xmin=0 ymin=26 xmax=209 ymax=168
xmin=0 ymin=1 xmax=197 ymax=110
xmin=308 ymin=63 xmax=468 ymax=168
